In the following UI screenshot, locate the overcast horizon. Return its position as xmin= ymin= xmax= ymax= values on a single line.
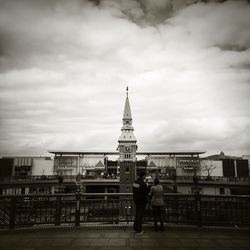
xmin=0 ymin=0 xmax=250 ymax=158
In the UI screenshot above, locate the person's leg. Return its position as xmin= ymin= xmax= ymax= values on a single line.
xmin=134 ymin=204 xmax=138 ymax=232
xmin=136 ymin=204 xmax=145 ymax=233
xmin=152 ymin=205 xmax=158 ymax=231
xmin=158 ymin=206 xmax=164 ymax=231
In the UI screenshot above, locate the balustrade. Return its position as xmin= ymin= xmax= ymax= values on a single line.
xmin=0 ymin=193 xmax=249 ymax=229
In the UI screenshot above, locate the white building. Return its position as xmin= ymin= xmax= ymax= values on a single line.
xmin=32 ymin=157 xmax=54 ymax=176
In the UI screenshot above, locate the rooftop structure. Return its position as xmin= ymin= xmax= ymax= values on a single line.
xmin=48 ymin=151 xmax=206 ymax=156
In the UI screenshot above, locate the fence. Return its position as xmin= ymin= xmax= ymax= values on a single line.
xmin=0 ymin=193 xmax=249 ymax=229
xmin=1 ymin=175 xmax=250 ymax=183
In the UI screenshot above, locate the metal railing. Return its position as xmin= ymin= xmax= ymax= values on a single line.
xmin=171 ymin=175 xmax=250 ymax=182
xmin=0 ymin=175 xmax=119 ymax=182
xmin=1 ymin=175 xmax=249 ymax=183
xmin=0 ymin=193 xmax=249 ymax=229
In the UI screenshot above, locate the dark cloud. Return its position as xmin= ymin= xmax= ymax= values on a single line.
xmin=216 ymin=44 xmax=249 ymax=52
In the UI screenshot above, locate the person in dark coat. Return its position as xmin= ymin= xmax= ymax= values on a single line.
xmin=133 ymin=171 xmax=150 ymax=234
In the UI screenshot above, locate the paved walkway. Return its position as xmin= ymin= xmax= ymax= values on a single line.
xmin=0 ymin=225 xmax=249 ymax=250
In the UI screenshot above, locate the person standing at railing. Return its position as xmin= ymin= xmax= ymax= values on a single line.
xmin=133 ymin=171 xmax=150 ymax=234
xmin=150 ymin=178 xmax=164 ymax=232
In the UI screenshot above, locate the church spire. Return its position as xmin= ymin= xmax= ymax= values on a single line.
xmin=118 ymin=87 xmax=137 ymax=142
xmin=123 ymin=86 xmax=132 ymax=121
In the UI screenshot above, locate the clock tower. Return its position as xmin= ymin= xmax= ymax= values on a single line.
xmin=118 ymin=87 xmax=137 ymax=193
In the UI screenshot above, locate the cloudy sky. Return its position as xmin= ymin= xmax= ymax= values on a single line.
xmin=0 ymin=0 xmax=250 ymax=157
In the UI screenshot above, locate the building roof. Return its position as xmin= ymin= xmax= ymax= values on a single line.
xmin=95 ymin=161 xmax=105 ymax=168
xmin=149 ymin=161 xmax=157 ymax=168
xmin=138 ymin=151 xmax=206 ymax=156
xmin=48 ymin=151 xmax=205 ymax=156
xmin=203 ymin=152 xmax=242 ymax=160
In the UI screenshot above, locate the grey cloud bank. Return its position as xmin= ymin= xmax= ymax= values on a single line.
xmin=0 ymin=0 xmax=249 ymax=157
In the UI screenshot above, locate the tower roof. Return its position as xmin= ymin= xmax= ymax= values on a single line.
xmin=123 ymin=87 xmax=132 ymax=120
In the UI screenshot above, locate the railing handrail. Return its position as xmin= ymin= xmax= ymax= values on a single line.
xmin=1 ymin=193 xmax=250 ymax=199
xmin=1 ymin=174 xmax=249 ymax=181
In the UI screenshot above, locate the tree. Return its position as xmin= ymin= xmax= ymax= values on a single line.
xmin=200 ymin=161 xmax=216 ymax=178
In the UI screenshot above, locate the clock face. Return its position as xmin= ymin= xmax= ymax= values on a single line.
xmin=125 ymin=147 xmax=130 ymax=152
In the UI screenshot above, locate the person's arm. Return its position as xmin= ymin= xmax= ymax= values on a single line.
xmin=133 ymin=182 xmax=139 ymax=203
xmin=149 ymin=185 xmax=153 ymax=196
xmin=142 ymin=181 xmax=150 ymax=196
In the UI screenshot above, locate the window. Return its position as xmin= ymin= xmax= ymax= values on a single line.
xmin=124 ymin=154 xmax=130 ymax=159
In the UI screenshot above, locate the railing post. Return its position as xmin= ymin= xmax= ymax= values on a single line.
xmin=125 ymin=204 xmax=131 ymax=224
xmin=195 ymin=193 xmax=202 ymax=226
xmin=55 ymin=196 xmax=61 ymax=226
xmin=75 ymin=193 xmax=81 ymax=226
xmin=9 ymin=196 xmax=16 ymax=230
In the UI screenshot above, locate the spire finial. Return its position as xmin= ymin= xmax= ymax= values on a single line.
xmin=126 ymin=86 xmax=128 ymax=98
